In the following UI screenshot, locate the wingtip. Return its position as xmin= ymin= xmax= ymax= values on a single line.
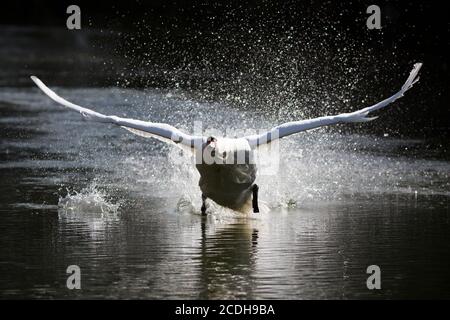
xmin=30 ymin=75 xmax=39 ymax=84
xmin=413 ymin=62 xmax=423 ymax=73
xmin=30 ymin=76 xmax=47 ymax=90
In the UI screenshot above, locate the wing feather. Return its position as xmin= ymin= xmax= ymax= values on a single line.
xmin=244 ymin=63 xmax=422 ymax=147
xmin=30 ymin=76 xmax=204 ymax=152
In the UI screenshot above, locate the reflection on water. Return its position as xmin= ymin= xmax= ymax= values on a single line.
xmin=197 ymin=220 xmax=259 ymax=299
xmin=0 ymin=87 xmax=449 ymax=299
xmin=1 ymin=192 xmax=449 ymax=299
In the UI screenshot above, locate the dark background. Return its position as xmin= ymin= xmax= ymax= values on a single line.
xmin=0 ymin=0 xmax=448 ymax=138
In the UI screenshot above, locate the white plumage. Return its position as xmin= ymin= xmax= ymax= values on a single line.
xmin=30 ymin=63 xmax=422 ymax=213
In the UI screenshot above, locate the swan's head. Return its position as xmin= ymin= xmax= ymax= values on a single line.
xmin=202 ymin=137 xmax=253 ymax=164
xmin=206 ymin=136 xmax=217 ymax=146
xmin=203 ymin=136 xmax=217 ymax=158
xmin=205 ymin=136 xmax=217 ymax=157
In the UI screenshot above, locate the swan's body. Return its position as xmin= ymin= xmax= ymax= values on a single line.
xmin=196 ymin=138 xmax=256 ymax=212
xmin=30 ymin=63 xmax=422 ymax=213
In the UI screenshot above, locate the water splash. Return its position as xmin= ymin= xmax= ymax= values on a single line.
xmin=58 ymin=183 xmax=121 ymax=220
xmin=4 ymin=86 xmax=449 ymax=215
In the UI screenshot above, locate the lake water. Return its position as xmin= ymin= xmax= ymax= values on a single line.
xmin=0 ymin=86 xmax=449 ymax=299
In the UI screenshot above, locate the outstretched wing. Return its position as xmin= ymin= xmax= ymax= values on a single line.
xmin=244 ymin=63 xmax=422 ymax=147
xmin=30 ymin=76 xmax=205 ymax=152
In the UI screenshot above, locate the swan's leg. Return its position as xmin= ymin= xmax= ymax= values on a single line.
xmin=201 ymin=194 xmax=207 ymax=216
xmin=252 ymin=184 xmax=260 ymax=213
xmin=251 ymin=229 xmax=259 ymax=247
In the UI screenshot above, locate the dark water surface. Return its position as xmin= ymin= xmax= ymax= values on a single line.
xmin=1 ymin=86 xmax=449 ymax=299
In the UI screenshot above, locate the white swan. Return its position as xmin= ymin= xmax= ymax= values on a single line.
xmin=30 ymin=63 xmax=422 ymax=214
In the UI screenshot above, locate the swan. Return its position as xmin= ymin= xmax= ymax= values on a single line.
xmin=30 ymin=63 xmax=422 ymax=214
